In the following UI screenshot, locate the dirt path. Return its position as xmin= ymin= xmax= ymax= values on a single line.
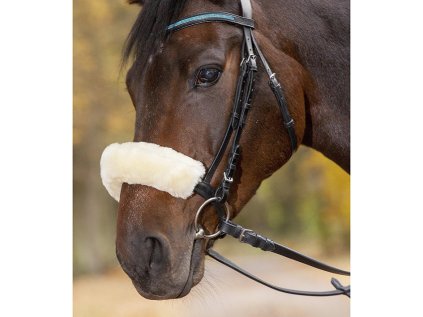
xmin=74 ymin=253 xmax=349 ymax=317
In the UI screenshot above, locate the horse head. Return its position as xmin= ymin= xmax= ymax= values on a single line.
xmin=102 ymin=0 xmax=349 ymax=300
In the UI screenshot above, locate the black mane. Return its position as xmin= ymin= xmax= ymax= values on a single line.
xmin=123 ymin=0 xmax=188 ymax=72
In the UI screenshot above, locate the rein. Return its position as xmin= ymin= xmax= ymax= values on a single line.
xmin=167 ymin=0 xmax=350 ymax=298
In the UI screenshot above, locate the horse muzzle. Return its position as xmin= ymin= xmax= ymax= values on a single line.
xmin=115 ymin=222 xmax=203 ymax=299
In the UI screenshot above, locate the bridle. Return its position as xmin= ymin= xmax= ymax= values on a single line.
xmin=167 ymin=0 xmax=350 ymax=297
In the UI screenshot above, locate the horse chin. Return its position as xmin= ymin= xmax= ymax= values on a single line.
xmin=132 ymin=280 xmax=183 ymax=300
xmin=130 ymin=261 xmax=204 ymax=300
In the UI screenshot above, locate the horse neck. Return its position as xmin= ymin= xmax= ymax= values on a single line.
xmin=255 ymin=0 xmax=350 ymax=173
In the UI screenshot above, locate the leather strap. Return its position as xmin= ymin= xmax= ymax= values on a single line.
xmin=207 ymin=249 xmax=350 ymax=297
xmin=251 ymin=33 xmax=298 ymax=153
xmin=240 ymin=0 xmax=255 ymax=61
xmin=216 ymin=58 xmax=256 ymax=202
xmin=194 ymin=181 xmax=216 ymax=199
xmin=202 ymin=50 xmax=248 ymax=183
xmin=220 ymin=220 xmax=350 ymax=276
xmin=240 ymin=0 xmax=253 ymax=19
xmin=167 ymin=12 xmax=254 ymax=32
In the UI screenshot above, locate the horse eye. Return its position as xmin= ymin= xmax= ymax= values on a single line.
xmin=195 ymin=67 xmax=222 ymax=87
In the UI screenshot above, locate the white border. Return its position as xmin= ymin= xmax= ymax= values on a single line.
xmin=0 ymin=0 xmax=422 ymax=316
xmin=352 ymin=1 xmax=423 ymax=316
xmin=0 ymin=1 xmax=72 ymax=316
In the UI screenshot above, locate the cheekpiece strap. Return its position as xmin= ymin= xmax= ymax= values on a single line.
xmin=167 ymin=12 xmax=255 ymax=32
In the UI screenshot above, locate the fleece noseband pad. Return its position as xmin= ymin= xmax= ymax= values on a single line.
xmin=100 ymin=142 xmax=205 ymax=201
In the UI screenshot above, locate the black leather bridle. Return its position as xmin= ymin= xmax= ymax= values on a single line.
xmin=167 ymin=0 xmax=350 ymax=298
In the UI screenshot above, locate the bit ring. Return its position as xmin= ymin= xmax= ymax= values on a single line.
xmin=194 ymin=197 xmax=230 ymax=240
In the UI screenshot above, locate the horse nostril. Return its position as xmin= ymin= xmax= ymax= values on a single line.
xmin=145 ymin=237 xmax=163 ymax=270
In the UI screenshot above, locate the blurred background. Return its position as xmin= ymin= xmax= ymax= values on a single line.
xmin=74 ymin=0 xmax=350 ymax=316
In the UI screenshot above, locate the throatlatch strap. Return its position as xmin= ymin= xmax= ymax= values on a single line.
xmin=251 ymin=33 xmax=298 ymax=153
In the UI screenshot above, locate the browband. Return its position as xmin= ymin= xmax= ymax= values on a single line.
xmin=167 ymin=12 xmax=255 ymax=32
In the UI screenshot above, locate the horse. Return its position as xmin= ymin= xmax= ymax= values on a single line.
xmin=104 ymin=0 xmax=349 ymax=300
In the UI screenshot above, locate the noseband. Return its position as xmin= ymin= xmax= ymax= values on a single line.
xmin=167 ymin=0 xmax=350 ymax=298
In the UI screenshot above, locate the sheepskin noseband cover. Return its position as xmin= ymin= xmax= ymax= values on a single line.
xmin=100 ymin=142 xmax=206 ymax=201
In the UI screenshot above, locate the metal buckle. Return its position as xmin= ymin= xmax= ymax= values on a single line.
xmin=240 ymin=57 xmax=246 ymax=67
xmin=269 ymin=74 xmax=279 ymax=88
xmin=194 ymin=197 xmax=231 ymax=240
xmin=223 ymin=172 xmax=233 ymax=183
xmin=245 ymin=54 xmax=257 ymax=69
xmin=239 ymin=228 xmax=253 ymax=243
xmin=284 ymin=118 xmax=295 ymax=128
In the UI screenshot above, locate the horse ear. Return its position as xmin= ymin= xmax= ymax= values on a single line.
xmin=127 ymin=0 xmax=144 ymax=5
